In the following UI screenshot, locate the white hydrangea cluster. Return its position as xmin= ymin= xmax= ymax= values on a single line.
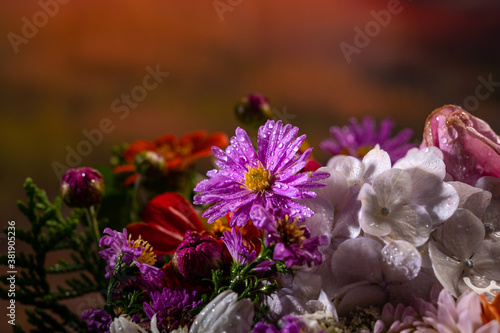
xmin=263 ymin=145 xmax=500 ymax=326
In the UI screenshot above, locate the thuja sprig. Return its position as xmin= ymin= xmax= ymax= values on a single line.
xmin=0 ymin=178 xmax=107 ymax=333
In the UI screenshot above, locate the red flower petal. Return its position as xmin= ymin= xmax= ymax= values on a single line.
xmin=127 ymin=192 xmax=206 ymax=255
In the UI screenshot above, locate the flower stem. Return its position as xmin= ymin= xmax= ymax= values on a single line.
xmin=130 ymin=175 xmax=142 ymax=222
xmin=85 ymin=205 xmax=101 ymax=248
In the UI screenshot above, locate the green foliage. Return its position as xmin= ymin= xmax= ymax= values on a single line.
xmin=0 ymin=178 xmax=108 ymax=333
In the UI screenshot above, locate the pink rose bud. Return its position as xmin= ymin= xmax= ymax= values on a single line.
xmin=421 ymin=105 xmax=500 ymax=185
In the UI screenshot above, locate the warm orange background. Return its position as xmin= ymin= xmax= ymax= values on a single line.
xmin=1 ymin=1 xmax=500 ymax=331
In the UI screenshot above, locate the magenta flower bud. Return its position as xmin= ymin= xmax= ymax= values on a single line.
xmin=421 ymin=105 xmax=500 ymax=185
xmin=60 ymin=167 xmax=105 ymax=207
xmin=134 ymin=151 xmax=166 ymax=179
xmin=173 ymin=231 xmax=224 ymax=284
xmin=234 ymin=93 xmax=273 ymax=128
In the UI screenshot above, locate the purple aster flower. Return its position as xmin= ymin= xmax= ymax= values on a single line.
xmin=81 ymin=308 xmax=112 ymax=333
xmin=320 ymin=117 xmax=416 ymax=163
xmin=194 ymin=120 xmax=329 ymax=227
xmin=172 ymin=231 xmax=224 ymax=284
xmin=60 ymin=167 xmax=104 ymax=207
xmin=221 ymin=228 xmax=257 ymax=265
xmin=135 ymin=262 xmax=165 ymax=292
xmin=143 ymin=287 xmax=202 ymax=331
xmin=99 ymin=228 xmax=143 ymax=278
xmin=251 ymin=206 xmax=328 ymax=268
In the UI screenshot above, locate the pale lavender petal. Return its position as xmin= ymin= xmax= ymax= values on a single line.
xmin=442 ymin=209 xmax=485 ymax=260
xmin=428 ymin=241 xmax=462 ymax=297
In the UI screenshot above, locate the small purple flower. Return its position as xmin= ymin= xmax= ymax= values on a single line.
xmin=143 ymin=287 xmax=201 ymax=331
xmin=251 ymin=207 xmax=328 ymax=268
xmin=60 ymin=167 xmax=104 ymax=207
xmin=221 ymin=228 xmax=256 ymax=265
xmin=99 ymin=228 xmax=143 ymax=278
xmin=173 ymin=231 xmax=224 ymax=284
xmin=320 ymin=117 xmax=416 ymax=163
xmin=81 ymin=308 xmax=112 ymax=333
xmin=194 ymin=120 xmax=328 ymax=227
xmin=136 ymin=262 xmax=165 ymax=292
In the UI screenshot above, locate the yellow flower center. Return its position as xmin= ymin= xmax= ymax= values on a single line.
xmin=357 ymin=145 xmax=374 ymax=158
xmin=211 ymin=218 xmax=232 ymax=237
xmin=277 ymin=217 xmax=306 ymax=246
xmin=244 ymin=165 xmax=270 ymax=193
xmin=338 ymin=145 xmax=373 ymax=158
xmin=128 ymin=235 xmax=156 ymax=265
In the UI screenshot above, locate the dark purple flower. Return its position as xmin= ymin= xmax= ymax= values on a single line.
xmin=221 ymin=228 xmax=256 ymax=265
xmin=81 ymin=308 xmax=112 ymax=333
xmin=60 ymin=167 xmax=104 ymax=207
xmin=320 ymin=117 xmax=416 ymax=163
xmin=99 ymin=228 xmax=143 ymax=278
xmin=194 ymin=120 xmax=328 ymax=227
xmin=172 ymin=231 xmax=224 ymax=284
xmin=251 ymin=206 xmax=328 ymax=268
xmin=143 ymin=287 xmax=201 ymax=331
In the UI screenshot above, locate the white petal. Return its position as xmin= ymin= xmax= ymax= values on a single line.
xmin=449 ymin=181 xmax=491 ymax=219
xmin=412 ymin=178 xmax=459 ymax=226
xmin=394 ymin=148 xmax=446 ymax=180
xmin=381 ymin=240 xmax=422 ymax=283
xmin=110 ymin=316 xmax=147 ymax=333
xmin=300 ymin=195 xmax=334 ymax=241
xmin=336 ymin=284 xmax=388 ymax=317
xmin=372 ymin=169 xmax=412 ymax=210
xmin=331 ymin=237 xmax=383 ymax=287
xmin=332 ymin=185 xmax=362 ymax=240
xmin=382 ymin=204 xmax=432 ymax=247
xmin=442 ymin=209 xmax=485 ymax=260
xmin=472 ymin=241 xmax=500 ymax=281
xmin=328 ymin=155 xmax=363 ymax=187
xmin=429 ymin=241 xmax=463 ymax=297
xmin=359 ymin=146 xmax=392 ymax=185
xmin=189 ymin=291 xmax=254 ymax=333
xmin=314 ymin=167 xmax=348 ymax=206
xmin=359 ymin=184 xmax=391 ymax=237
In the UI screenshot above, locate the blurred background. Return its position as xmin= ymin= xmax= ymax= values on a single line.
xmin=1 ymin=0 xmax=500 ymax=330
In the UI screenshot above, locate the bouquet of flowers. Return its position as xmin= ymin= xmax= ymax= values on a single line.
xmin=2 ymin=95 xmax=500 ymax=333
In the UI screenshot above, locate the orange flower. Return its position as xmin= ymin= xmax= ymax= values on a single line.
xmin=114 ymin=130 xmax=228 ymax=185
xmin=480 ymin=293 xmax=500 ymax=325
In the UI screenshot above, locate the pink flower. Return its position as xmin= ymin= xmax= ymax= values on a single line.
xmin=421 ymin=105 xmax=500 ymax=185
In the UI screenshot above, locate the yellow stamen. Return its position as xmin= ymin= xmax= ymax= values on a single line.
xmin=357 ymin=145 xmax=374 ymax=158
xmin=211 ymin=218 xmax=232 ymax=236
xmin=277 ymin=217 xmax=306 ymax=246
xmin=244 ymin=165 xmax=270 ymax=193
xmin=128 ymin=235 xmax=156 ymax=265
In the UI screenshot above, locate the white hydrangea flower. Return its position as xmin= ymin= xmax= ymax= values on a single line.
xmin=359 ymin=168 xmax=432 ymax=246
xmin=393 ymin=147 xmax=458 ymax=226
xmin=327 ymin=144 xmax=391 ymax=188
xmin=429 ymin=209 xmax=500 ymax=297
